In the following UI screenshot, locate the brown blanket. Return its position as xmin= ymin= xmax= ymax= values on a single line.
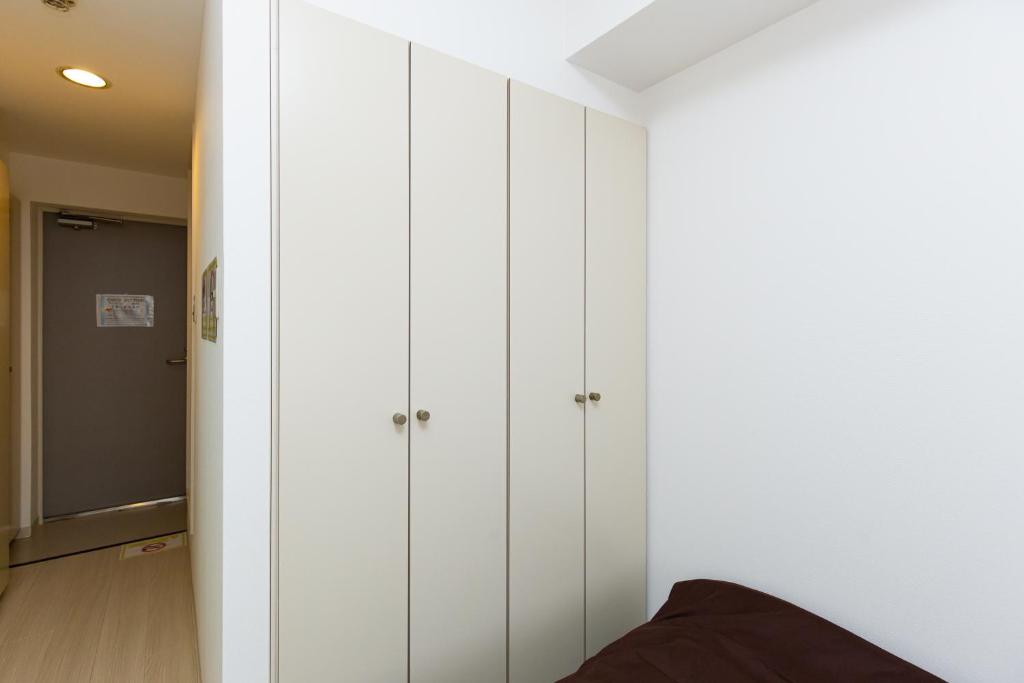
xmin=560 ymin=580 xmax=945 ymax=682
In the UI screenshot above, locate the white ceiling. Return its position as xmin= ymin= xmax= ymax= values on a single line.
xmin=569 ymin=0 xmax=820 ymax=92
xmin=0 ymin=0 xmax=204 ymax=177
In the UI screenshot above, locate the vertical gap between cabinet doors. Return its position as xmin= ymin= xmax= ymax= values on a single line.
xmin=406 ymin=40 xmax=413 ymax=683
xmin=505 ymin=77 xmax=512 ymax=683
xmin=269 ymin=0 xmax=281 ymax=680
xmin=582 ymin=106 xmax=588 ymax=660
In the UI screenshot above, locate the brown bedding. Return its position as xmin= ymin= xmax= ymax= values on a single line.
xmin=560 ymin=580 xmax=945 ymax=682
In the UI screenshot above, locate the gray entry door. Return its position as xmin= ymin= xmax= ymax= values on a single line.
xmin=43 ymin=212 xmax=187 ymax=518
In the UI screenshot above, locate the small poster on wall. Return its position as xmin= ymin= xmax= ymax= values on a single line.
xmin=201 ymin=258 xmax=218 ymax=342
xmin=96 ymin=294 xmax=154 ymax=327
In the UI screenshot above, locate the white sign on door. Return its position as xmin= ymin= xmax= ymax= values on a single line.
xmin=96 ymin=294 xmax=155 ymax=327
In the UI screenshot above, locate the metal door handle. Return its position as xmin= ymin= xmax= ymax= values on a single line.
xmin=574 ymin=394 xmax=586 ymax=404
xmin=416 ymin=409 xmax=431 ymax=422
xmin=166 ymin=358 xmax=187 ymax=366
xmin=589 ymin=392 xmax=601 ymax=402
xmin=393 ymin=413 xmax=408 ymax=426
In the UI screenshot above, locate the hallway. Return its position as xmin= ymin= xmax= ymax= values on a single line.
xmin=0 ymin=540 xmax=199 ymax=682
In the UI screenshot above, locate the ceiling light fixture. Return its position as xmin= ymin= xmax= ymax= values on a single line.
xmin=58 ymin=67 xmax=109 ymax=89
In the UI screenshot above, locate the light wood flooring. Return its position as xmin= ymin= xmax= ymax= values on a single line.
xmin=11 ymin=501 xmax=187 ymax=567
xmin=0 ymin=542 xmax=200 ymax=682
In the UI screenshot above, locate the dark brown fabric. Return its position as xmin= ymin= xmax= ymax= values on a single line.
xmin=560 ymin=580 xmax=945 ymax=683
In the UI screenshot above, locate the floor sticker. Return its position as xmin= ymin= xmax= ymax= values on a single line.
xmin=120 ymin=532 xmax=187 ymax=559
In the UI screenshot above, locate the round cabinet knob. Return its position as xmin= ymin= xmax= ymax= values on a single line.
xmin=416 ymin=409 xmax=431 ymax=422
xmin=589 ymin=392 xmax=602 ymax=402
xmin=392 ymin=413 xmax=407 ymax=426
xmin=574 ymin=394 xmax=586 ymax=404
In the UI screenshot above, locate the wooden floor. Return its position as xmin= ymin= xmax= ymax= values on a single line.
xmin=11 ymin=501 xmax=188 ymax=567
xmin=0 ymin=543 xmax=200 ymax=682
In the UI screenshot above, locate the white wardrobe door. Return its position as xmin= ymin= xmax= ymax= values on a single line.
xmin=279 ymin=2 xmax=409 ymax=681
xmin=410 ymin=45 xmax=507 ymax=683
xmin=508 ymin=81 xmax=585 ymax=683
xmin=584 ymin=109 xmax=647 ymax=656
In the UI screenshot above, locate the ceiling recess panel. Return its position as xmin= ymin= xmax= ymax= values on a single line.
xmin=569 ymin=0 xmax=819 ymax=91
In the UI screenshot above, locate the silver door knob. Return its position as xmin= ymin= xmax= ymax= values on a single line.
xmin=574 ymin=394 xmax=586 ymax=404
xmin=416 ymin=409 xmax=431 ymax=422
xmin=589 ymin=392 xmax=602 ymax=402
xmin=393 ymin=413 xmax=407 ymax=426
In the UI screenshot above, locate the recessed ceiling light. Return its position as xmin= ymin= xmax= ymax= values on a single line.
xmin=58 ymin=67 xmax=109 ymax=89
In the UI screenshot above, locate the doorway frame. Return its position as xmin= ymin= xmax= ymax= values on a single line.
xmin=27 ymin=201 xmax=190 ymax=525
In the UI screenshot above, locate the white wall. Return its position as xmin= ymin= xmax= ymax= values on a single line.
xmin=304 ymin=0 xmax=644 ymax=121
xmin=190 ymin=0 xmax=225 ymax=678
xmin=219 ymin=0 xmax=271 ymax=680
xmin=7 ymin=152 xmax=188 ymax=223
xmin=644 ymin=1 xmax=1024 ymax=681
xmin=6 ymin=152 xmax=188 ymax=533
xmin=190 ymin=0 xmax=272 ymax=682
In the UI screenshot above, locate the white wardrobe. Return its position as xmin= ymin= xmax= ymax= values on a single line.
xmin=278 ymin=2 xmax=645 ymax=681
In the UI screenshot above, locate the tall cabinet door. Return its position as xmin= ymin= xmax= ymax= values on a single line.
xmin=279 ymin=2 xmax=410 ymax=681
xmin=585 ymin=109 xmax=647 ymax=656
xmin=409 ymin=45 xmax=508 ymax=682
xmin=508 ymin=81 xmax=585 ymax=683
